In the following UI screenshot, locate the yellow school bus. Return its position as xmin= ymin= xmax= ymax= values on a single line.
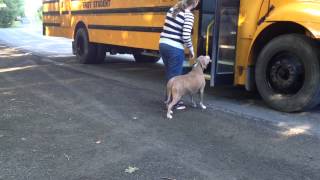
xmin=43 ymin=0 xmax=320 ymax=112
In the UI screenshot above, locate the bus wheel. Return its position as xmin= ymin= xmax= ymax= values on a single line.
xmin=95 ymin=44 xmax=106 ymax=64
xmin=255 ymin=34 xmax=320 ymax=112
xmin=75 ymin=28 xmax=97 ymax=64
xmin=133 ymin=53 xmax=160 ymax=63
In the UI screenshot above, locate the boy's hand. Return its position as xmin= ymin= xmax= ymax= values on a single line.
xmin=190 ymin=51 xmax=195 ymax=59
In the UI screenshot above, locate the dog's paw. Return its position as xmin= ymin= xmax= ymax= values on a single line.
xmin=170 ymin=110 xmax=173 ymax=114
xmin=167 ymin=114 xmax=173 ymax=119
xmin=192 ymin=103 xmax=197 ymax=108
xmin=200 ymin=103 xmax=207 ymax=110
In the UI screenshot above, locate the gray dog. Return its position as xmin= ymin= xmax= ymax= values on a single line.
xmin=165 ymin=55 xmax=212 ymax=119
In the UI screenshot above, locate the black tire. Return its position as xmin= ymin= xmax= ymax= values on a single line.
xmin=74 ymin=28 xmax=97 ymax=64
xmin=255 ymin=34 xmax=320 ymax=112
xmin=133 ymin=53 xmax=160 ymax=63
xmin=95 ymin=44 xmax=106 ymax=64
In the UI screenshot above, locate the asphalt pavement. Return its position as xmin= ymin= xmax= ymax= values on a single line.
xmin=0 ymin=25 xmax=320 ymax=180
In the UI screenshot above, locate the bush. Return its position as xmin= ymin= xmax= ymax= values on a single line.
xmin=0 ymin=0 xmax=24 ymax=27
xmin=37 ymin=6 xmax=43 ymax=21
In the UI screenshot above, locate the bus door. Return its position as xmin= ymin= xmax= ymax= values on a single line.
xmin=198 ymin=0 xmax=216 ymax=77
xmin=60 ymin=0 xmax=71 ymax=28
xmin=210 ymin=0 xmax=240 ymax=86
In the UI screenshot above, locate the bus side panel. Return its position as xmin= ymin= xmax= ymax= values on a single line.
xmin=79 ymin=12 xmax=164 ymax=50
xmin=86 ymin=12 xmax=200 ymax=52
xmin=70 ymin=2 xmax=199 ymax=53
xmin=43 ymin=1 xmax=60 ymax=37
xmin=89 ymin=30 xmax=161 ymax=50
xmin=43 ymin=0 xmax=73 ymax=39
xmin=69 ymin=0 xmax=174 ymax=50
xmin=44 ymin=0 xmax=199 ymax=54
xmin=70 ymin=0 xmax=176 ymax=11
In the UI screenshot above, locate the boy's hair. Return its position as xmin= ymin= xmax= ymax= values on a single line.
xmin=172 ymin=0 xmax=198 ymax=18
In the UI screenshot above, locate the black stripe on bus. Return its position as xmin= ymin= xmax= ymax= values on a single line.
xmin=43 ymin=23 xmax=60 ymax=27
xmin=71 ymin=6 xmax=170 ymax=15
xmin=43 ymin=11 xmax=69 ymax=15
xmin=43 ymin=0 xmax=59 ymax=4
xmin=88 ymin=25 xmax=163 ymax=33
xmin=43 ymin=11 xmax=60 ymax=16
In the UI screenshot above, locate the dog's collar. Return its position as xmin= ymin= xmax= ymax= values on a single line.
xmin=194 ymin=62 xmax=205 ymax=70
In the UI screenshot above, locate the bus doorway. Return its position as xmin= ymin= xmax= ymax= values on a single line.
xmin=197 ymin=0 xmax=215 ymax=78
xmin=199 ymin=0 xmax=240 ymax=86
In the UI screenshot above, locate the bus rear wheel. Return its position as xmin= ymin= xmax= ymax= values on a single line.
xmin=95 ymin=44 xmax=106 ymax=63
xmin=133 ymin=53 xmax=160 ymax=63
xmin=75 ymin=28 xmax=104 ymax=64
xmin=255 ymin=34 xmax=320 ymax=112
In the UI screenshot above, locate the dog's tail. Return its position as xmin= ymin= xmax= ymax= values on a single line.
xmin=165 ymin=80 xmax=173 ymax=104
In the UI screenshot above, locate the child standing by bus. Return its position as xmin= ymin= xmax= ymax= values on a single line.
xmin=160 ymin=0 xmax=199 ymax=110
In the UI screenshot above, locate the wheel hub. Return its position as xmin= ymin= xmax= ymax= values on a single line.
xmin=268 ymin=52 xmax=304 ymax=95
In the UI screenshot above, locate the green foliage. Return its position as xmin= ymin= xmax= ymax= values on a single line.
xmin=37 ymin=6 xmax=43 ymax=21
xmin=0 ymin=0 xmax=24 ymax=27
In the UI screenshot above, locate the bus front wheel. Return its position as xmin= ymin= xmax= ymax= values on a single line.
xmin=255 ymin=34 xmax=320 ymax=112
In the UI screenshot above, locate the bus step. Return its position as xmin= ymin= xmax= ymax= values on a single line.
xmin=219 ymin=45 xmax=235 ymax=50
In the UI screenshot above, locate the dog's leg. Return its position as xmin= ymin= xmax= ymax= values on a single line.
xmin=199 ymin=88 xmax=207 ymax=110
xmin=167 ymin=96 xmax=180 ymax=119
xmin=190 ymin=94 xmax=197 ymax=108
xmin=164 ymin=90 xmax=172 ymax=105
xmin=167 ymin=103 xmax=174 ymax=119
xmin=164 ymin=82 xmax=173 ymax=105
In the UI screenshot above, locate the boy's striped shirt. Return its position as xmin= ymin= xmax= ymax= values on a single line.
xmin=160 ymin=8 xmax=194 ymax=53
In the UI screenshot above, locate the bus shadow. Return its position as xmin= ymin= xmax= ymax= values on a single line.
xmin=63 ymin=54 xmax=320 ymax=113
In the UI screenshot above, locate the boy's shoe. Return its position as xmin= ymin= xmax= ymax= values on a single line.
xmin=174 ymin=101 xmax=186 ymax=110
